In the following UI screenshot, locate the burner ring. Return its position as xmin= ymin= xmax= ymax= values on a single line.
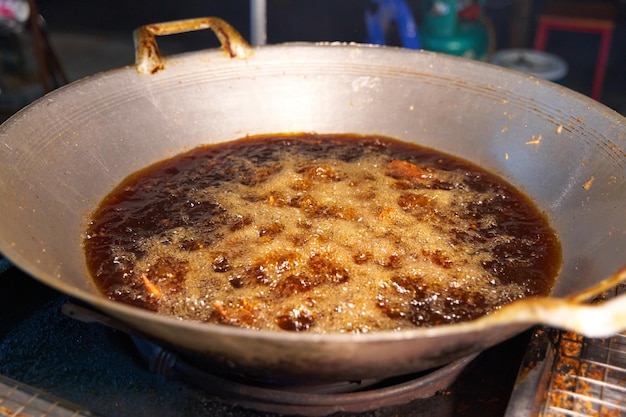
xmin=132 ymin=336 xmax=478 ymax=416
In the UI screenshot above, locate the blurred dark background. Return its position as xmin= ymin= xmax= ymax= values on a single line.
xmin=0 ymin=0 xmax=624 ymax=116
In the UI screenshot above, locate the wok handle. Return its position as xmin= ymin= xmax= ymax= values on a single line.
xmin=133 ymin=17 xmax=253 ymax=74
xmin=519 ymin=292 xmax=626 ymax=338
xmin=492 ymin=266 xmax=626 ymax=338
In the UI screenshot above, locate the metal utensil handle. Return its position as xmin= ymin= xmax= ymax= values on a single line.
xmin=489 ymin=266 xmax=626 ymax=338
xmin=133 ymin=17 xmax=252 ymax=74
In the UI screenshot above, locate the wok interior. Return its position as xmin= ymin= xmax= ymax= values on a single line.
xmin=0 ymin=44 xmax=624 ymax=379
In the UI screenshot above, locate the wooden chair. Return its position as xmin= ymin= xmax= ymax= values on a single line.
xmin=534 ymin=1 xmax=617 ymax=101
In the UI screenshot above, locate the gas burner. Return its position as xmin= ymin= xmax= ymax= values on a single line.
xmin=131 ymin=336 xmax=478 ymax=416
xmin=60 ymin=300 xmax=485 ymax=416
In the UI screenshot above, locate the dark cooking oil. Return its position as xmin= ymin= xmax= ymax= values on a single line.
xmin=84 ymin=133 xmax=562 ymax=333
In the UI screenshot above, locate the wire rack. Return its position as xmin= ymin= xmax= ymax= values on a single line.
xmin=0 ymin=374 xmax=93 ymax=417
xmin=542 ymin=331 xmax=626 ymax=416
xmin=506 ymin=283 xmax=626 ymax=417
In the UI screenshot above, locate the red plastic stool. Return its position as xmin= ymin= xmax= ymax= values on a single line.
xmin=534 ymin=1 xmax=617 ymax=101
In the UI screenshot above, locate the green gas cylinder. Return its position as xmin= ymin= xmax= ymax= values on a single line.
xmin=420 ymin=0 xmax=490 ymax=60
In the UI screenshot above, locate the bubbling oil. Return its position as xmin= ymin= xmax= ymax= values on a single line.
xmin=85 ymin=134 xmax=561 ymax=333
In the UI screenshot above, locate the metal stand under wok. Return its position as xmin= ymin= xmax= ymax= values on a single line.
xmin=62 ymin=301 xmax=478 ymax=416
xmin=130 ymin=337 xmax=477 ymax=416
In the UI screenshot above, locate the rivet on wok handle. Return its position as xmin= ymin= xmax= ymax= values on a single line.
xmin=133 ymin=17 xmax=253 ymax=75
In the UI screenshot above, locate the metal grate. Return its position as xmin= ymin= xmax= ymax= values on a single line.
xmin=0 ymin=374 xmax=94 ymax=417
xmin=506 ymin=283 xmax=626 ymax=417
xmin=542 ymin=332 xmax=626 ymax=416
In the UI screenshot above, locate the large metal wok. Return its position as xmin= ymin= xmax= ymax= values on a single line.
xmin=1 ymin=18 xmax=625 ymax=382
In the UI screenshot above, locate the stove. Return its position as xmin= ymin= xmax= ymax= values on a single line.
xmin=1 ymin=259 xmax=624 ymax=417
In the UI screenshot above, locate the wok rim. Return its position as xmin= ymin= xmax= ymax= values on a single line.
xmin=1 ymin=42 xmax=625 ymax=345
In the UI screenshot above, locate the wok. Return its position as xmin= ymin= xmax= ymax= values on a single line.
xmin=1 ymin=17 xmax=625 ymax=381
